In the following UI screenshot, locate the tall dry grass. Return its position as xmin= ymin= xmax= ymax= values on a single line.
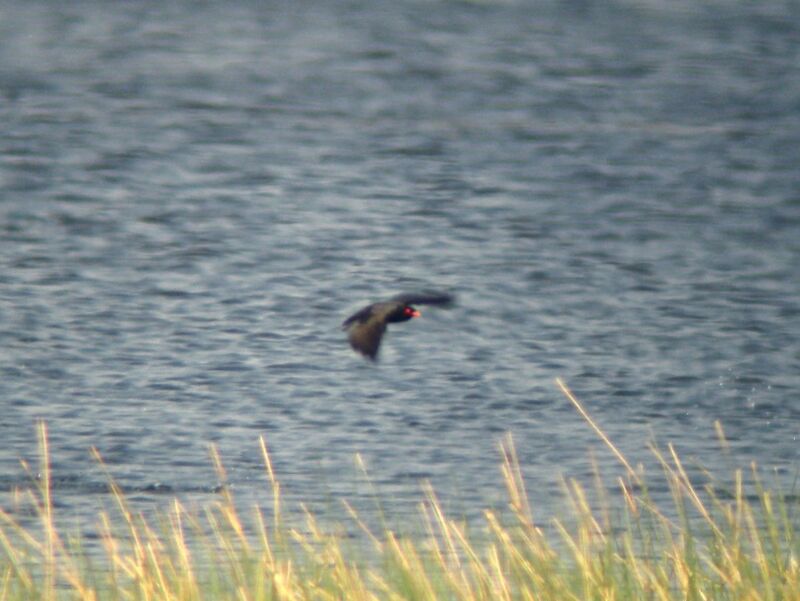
xmin=0 ymin=380 xmax=797 ymax=599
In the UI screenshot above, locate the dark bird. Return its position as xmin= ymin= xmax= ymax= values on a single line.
xmin=342 ymin=292 xmax=455 ymax=360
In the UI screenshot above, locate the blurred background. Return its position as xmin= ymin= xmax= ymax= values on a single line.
xmin=1 ymin=0 xmax=798 ymax=535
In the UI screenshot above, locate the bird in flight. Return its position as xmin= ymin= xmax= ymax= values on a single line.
xmin=341 ymin=292 xmax=455 ymax=360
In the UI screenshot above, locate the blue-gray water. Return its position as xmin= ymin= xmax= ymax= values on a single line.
xmin=1 ymin=0 xmax=799 ymax=533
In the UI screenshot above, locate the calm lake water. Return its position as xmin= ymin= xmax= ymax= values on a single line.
xmin=1 ymin=0 xmax=799 ymax=534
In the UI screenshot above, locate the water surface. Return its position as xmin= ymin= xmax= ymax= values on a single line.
xmin=1 ymin=0 xmax=799 ymax=532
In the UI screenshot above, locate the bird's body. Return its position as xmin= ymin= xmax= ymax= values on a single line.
xmin=342 ymin=292 xmax=454 ymax=360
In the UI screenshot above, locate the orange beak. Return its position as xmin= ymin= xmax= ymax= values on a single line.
xmin=410 ymin=309 xmax=421 ymax=318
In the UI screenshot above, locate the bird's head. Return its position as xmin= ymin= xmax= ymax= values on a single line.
xmin=389 ymin=304 xmax=421 ymax=323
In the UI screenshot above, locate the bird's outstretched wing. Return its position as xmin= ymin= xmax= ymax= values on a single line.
xmin=346 ymin=320 xmax=386 ymax=359
xmin=342 ymin=304 xmax=388 ymax=360
xmin=390 ymin=291 xmax=455 ymax=307
xmin=341 ymin=304 xmax=376 ymax=329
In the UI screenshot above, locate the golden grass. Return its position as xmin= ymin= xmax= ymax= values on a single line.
xmin=0 ymin=381 xmax=797 ymax=600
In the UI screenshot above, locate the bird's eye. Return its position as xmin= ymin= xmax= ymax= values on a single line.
xmin=403 ymin=306 xmax=413 ymax=315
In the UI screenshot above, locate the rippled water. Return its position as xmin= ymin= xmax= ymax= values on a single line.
xmin=1 ymin=1 xmax=799 ymax=532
